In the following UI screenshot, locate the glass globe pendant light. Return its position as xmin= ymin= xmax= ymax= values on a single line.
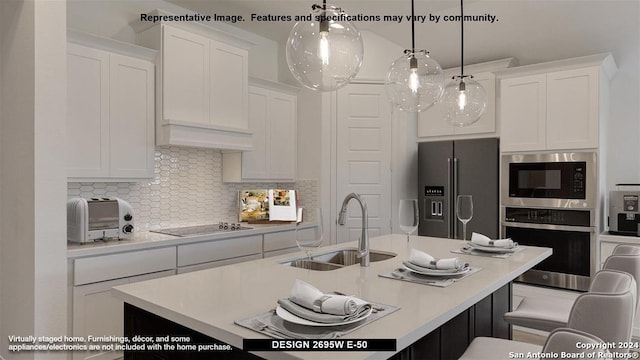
xmin=385 ymin=0 xmax=444 ymax=113
xmin=285 ymin=0 xmax=364 ymax=91
xmin=442 ymin=0 xmax=488 ymax=126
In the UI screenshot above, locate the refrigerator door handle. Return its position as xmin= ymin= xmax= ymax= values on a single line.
xmin=453 ymin=157 xmax=459 ymax=239
xmin=447 ymin=157 xmax=452 ymax=239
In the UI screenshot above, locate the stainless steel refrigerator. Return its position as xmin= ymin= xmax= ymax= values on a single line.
xmin=418 ymin=138 xmax=499 ymax=239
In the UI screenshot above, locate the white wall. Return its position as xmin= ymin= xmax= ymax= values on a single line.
xmin=0 ymin=1 xmax=68 ymax=358
xmin=67 ymin=0 xmax=280 ymax=81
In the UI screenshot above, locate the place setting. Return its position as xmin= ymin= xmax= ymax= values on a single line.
xmin=452 ymin=232 xmax=523 ymax=258
xmin=379 ymin=248 xmax=481 ymax=287
xmin=235 ymin=280 xmax=399 ymax=339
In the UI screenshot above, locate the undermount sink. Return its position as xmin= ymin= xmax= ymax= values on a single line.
xmin=281 ymin=248 xmax=397 ymax=271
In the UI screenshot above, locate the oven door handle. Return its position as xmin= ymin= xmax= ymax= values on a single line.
xmin=503 ymin=221 xmax=596 ymax=233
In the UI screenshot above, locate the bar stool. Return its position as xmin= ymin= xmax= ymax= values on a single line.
xmin=540 ymin=328 xmax=611 ymax=359
xmin=503 ymin=244 xmax=640 ymax=332
xmin=458 ymin=269 xmax=636 ymax=360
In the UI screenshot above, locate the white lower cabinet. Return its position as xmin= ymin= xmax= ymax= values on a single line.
xmin=71 ymin=247 xmax=176 ymax=360
xmin=263 ymin=227 xmax=319 ymax=258
xmin=177 ymin=254 xmax=263 ymax=274
xmin=69 ymin=227 xmax=319 ymax=357
xmin=177 ymin=235 xmax=263 ymax=268
xmin=72 ymin=270 xmax=175 ymax=360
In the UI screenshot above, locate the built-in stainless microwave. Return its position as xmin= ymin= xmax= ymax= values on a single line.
xmin=502 ymin=152 xmax=597 ymax=209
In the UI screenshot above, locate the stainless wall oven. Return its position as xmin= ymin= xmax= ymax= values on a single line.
xmin=502 ymin=152 xmax=598 ymax=292
xmin=503 ymin=207 xmax=596 ymax=291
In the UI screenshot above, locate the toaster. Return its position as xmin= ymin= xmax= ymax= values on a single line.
xmin=67 ymin=197 xmax=135 ymax=243
xmin=609 ymin=190 xmax=640 ymax=237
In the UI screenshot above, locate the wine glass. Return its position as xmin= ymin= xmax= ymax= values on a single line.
xmin=456 ymin=195 xmax=474 ymax=241
xmin=296 ymin=207 xmax=324 ymax=261
xmin=398 ymin=199 xmax=419 ymax=243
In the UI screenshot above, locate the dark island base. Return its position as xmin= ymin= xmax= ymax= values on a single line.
xmin=124 ymin=283 xmax=511 ymax=360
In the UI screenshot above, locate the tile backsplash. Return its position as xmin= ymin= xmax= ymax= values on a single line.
xmin=68 ymin=146 xmax=318 ymax=231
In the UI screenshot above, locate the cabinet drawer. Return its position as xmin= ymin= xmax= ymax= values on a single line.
xmin=176 ymin=254 xmax=262 ymax=274
xmin=74 ymin=247 xmax=176 ymax=286
xmin=263 ymin=230 xmax=297 ymax=252
xmin=263 ymin=247 xmax=299 ymax=259
xmin=177 ymin=235 xmax=262 ymax=267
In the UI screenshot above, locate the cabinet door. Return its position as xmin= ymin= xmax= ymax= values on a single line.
xmin=417 ymin=72 xmax=496 ymax=139
xmin=268 ymin=91 xmax=297 ymax=180
xmin=177 ymin=235 xmax=263 ymax=267
xmin=109 ymin=54 xmax=155 ymax=178
xmin=500 ymin=74 xmax=547 ymax=152
xmin=455 ymin=72 xmax=496 ymax=136
xmin=73 ymin=277 xmax=128 ymax=360
xmin=162 ymin=26 xmax=210 ymax=125
xmin=546 ymin=67 xmax=599 ymax=150
xmin=72 ymin=270 xmax=175 ymax=360
xmin=67 ymin=44 xmax=110 ymax=178
xmin=210 ymin=40 xmax=248 ymax=129
xmin=241 ymin=86 xmax=270 ymax=179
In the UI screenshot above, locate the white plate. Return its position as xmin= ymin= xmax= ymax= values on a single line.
xmin=467 ymin=242 xmax=519 ymax=253
xmin=402 ymin=261 xmax=466 ymax=274
xmin=275 ymin=306 xmax=372 ymax=327
xmin=402 ymin=263 xmax=471 ymax=276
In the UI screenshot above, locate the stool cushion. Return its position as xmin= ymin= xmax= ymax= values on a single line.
xmin=458 ymin=337 xmax=542 ymax=360
xmin=503 ymin=297 xmax=573 ymax=332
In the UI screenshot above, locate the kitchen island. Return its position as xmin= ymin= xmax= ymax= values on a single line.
xmin=112 ymin=234 xmax=551 ymax=359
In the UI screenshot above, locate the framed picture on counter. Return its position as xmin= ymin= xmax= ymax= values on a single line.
xmin=238 ymin=189 xmax=298 ymax=222
xmin=268 ymin=189 xmax=297 ymax=221
xmin=239 ymin=189 xmax=269 ymax=221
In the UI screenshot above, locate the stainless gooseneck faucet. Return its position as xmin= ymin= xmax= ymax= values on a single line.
xmin=337 ymin=193 xmax=369 ymax=267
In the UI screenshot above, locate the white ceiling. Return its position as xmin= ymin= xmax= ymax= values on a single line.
xmin=166 ymin=0 xmax=640 ymax=69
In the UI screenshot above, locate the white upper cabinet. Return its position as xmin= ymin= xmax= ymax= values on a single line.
xmin=498 ymin=53 xmax=616 ymax=152
xmin=67 ymin=34 xmax=155 ymax=181
xmin=67 ymin=44 xmax=110 ymax=179
xmin=417 ymin=58 xmax=516 ymax=141
xmin=162 ymin=26 xmax=210 ymax=126
xmin=500 ymin=74 xmax=547 ymax=151
xmin=134 ymin=12 xmax=252 ymax=150
xmin=418 ymin=72 xmax=496 ymax=138
xmin=210 ymin=40 xmax=249 ymax=130
xmin=222 ymin=79 xmax=298 ymax=182
xmin=546 ymin=67 xmax=599 ymax=150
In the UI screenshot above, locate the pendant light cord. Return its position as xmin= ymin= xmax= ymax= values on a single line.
xmin=460 ymin=0 xmax=464 ymax=76
xmin=411 ymin=0 xmax=415 ymax=52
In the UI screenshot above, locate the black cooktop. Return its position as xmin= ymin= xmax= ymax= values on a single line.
xmin=150 ymin=223 xmax=252 ymax=237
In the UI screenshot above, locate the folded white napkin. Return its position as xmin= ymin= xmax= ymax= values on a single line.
xmin=409 ymin=248 xmax=465 ymax=270
xmin=289 ymin=279 xmax=368 ymax=316
xmin=471 ymin=232 xmax=514 ymax=248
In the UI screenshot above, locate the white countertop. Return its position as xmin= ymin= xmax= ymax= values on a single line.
xmin=112 ymin=235 xmax=551 ymax=360
xmin=600 ymin=232 xmax=640 ymax=245
xmin=67 ymin=222 xmax=308 ymax=259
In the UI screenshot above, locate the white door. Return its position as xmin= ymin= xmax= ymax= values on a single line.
xmin=336 ymin=83 xmax=392 ymax=243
